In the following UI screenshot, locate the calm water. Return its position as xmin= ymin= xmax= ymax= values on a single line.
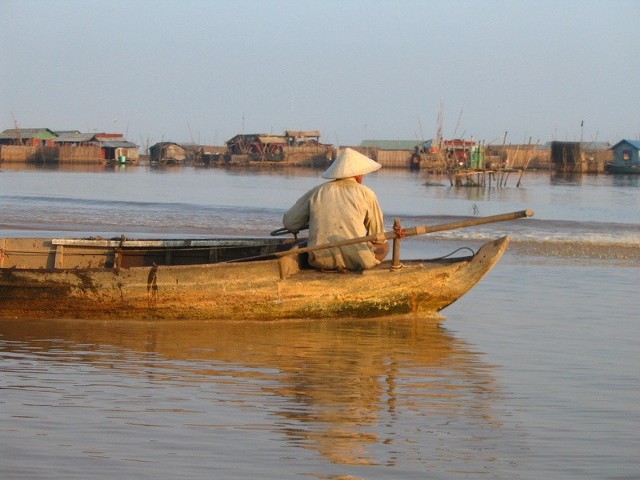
xmin=1 ymin=164 xmax=639 ymax=479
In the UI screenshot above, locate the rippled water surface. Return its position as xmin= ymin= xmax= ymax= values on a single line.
xmin=1 ymin=164 xmax=639 ymax=479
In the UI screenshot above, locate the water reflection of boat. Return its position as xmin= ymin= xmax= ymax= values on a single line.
xmin=0 ymin=317 xmax=501 ymax=467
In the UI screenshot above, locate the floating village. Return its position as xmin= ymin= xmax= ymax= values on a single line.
xmin=1 ymin=127 xmax=639 ymax=185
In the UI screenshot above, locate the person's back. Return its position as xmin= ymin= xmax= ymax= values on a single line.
xmin=283 ymin=148 xmax=388 ymax=271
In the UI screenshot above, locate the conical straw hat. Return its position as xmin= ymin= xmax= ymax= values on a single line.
xmin=321 ymin=148 xmax=382 ymax=179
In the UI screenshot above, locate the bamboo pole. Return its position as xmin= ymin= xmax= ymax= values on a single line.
xmin=269 ymin=210 xmax=534 ymax=259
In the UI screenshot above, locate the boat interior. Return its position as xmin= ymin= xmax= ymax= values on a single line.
xmin=0 ymin=237 xmax=302 ymax=270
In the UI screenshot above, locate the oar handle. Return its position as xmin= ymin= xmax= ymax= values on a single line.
xmin=275 ymin=209 xmax=533 ymax=258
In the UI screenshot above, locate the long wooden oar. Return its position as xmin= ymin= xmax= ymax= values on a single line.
xmin=230 ymin=209 xmax=533 ymax=262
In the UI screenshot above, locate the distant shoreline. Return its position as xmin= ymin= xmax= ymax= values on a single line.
xmin=0 ymin=144 xmax=614 ymax=173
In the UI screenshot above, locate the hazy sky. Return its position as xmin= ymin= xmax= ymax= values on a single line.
xmin=1 ymin=0 xmax=638 ymax=148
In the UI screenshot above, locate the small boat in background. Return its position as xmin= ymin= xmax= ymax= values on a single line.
xmin=605 ymin=162 xmax=640 ymax=174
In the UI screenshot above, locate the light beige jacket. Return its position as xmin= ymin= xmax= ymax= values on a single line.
xmin=283 ymin=178 xmax=386 ymax=270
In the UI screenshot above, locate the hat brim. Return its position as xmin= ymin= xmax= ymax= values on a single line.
xmin=322 ymin=148 xmax=382 ymax=179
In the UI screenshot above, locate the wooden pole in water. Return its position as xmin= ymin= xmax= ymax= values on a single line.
xmin=517 ymin=137 xmax=537 ymax=187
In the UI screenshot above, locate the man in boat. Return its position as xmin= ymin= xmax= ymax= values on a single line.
xmin=283 ymin=147 xmax=390 ymax=271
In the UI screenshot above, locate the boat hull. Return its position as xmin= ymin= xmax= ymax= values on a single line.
xmin=606 ymin=162 xmax=640 ymax=174
xmin=0 ymin=237 xmax=509 ymax=321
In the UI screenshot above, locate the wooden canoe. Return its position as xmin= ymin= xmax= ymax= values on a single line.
xmin=605 ymin=162 xmax=640 ymax=174
xmin=0 ymin=235 xmax=510 ymax=320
